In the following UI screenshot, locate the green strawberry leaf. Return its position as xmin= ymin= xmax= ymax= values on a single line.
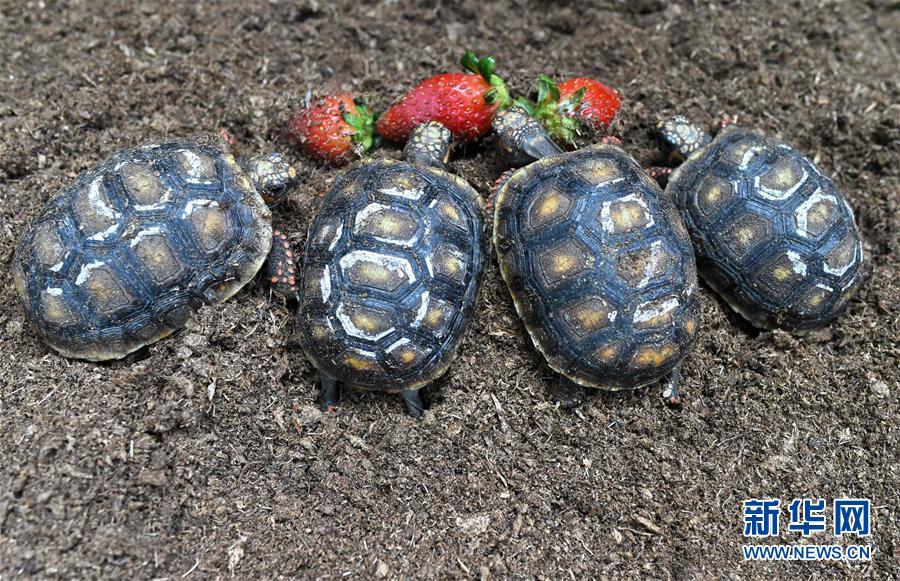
xmin=476 ymin=55 xmax=496 ymax=81
xmin=461 ymin=50 xmax=509 ymax=111
xmin=530 ymin=74 xmax=586 ymax=144
xmin=537 ymin=74 xmax=560 ymax=105
xmin=461 ymin=51 xmax=498 ymax=83
xmin=341 ymin=99 xmax=377 ymax=154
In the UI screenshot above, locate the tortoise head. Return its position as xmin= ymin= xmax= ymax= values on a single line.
xmin=403 ymin=122 xmax=452 ymax=169
xmin=492 ymin=106 xmax=563 ymax=167
xmin=655 ymin=115 xmax=712 ymax=163
xmin=241 ymin=152 xmax=299 ymax=205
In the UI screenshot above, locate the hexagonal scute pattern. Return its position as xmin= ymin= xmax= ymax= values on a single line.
xmin=794 ymin=190 xmax=840 ymax=239
xmin=597 ymin=189 xmax=657 ymax=235
xmin=131 ymin=229 xmax=184 ymax=285
xmin=493 ymin=145 xmax=700 ymax=390
xmin=632 ymin=296 xmax=682 ymax=329
xmin=187 ymin=202 xmax=233 ymax=254
xmin=71 ymin=178 xmax=122 ymax=241
xmin=666 ymin=127 xmax=865 ymax=330
xmin=753 ymin=250 xmax=808 ymax=302
xmin=718 ymin=134 xmax=768 ymax=169
xmin=13 ymin=137 xmax=272 ymax=360
xmin=823 ymin=233 xmax=860 ymax=277
xmin=336 ymin=302 xmax=395 ymax=341
xmin=120 ymin=162 xmax=168 ymax=207
xmin=537 ymin=238 xmax=595 ymax=288
xmin=692 ymin=174 xmax=734 ymax=221
xmin=630 ymin=341 xmax=680 ymax=369
xmin=431 ymin=195 xmax=467 ymax=231
xmin=75 ymin=262 xmax=136 ymax=315
xmin=173 ymin=149 xmax=219 ymax=186
xmin=39 ymin=288 xmax=80 ymax=326
xmin=615 ymin=240 xmax=673 ymax=289
xmin=340 ymin=250 xmax=414 ymax=293
xmin=353 ymin=202 xmax=421 ymax=247
xmin=572 ymin=156 xmax=622 ymax=185
xmin=526 ymin=185 xmax=573 ymax=231
xmin=386 ymin=337 xmax=430 ymax=370
xmin=756 ymin=156 xmax=806 ymax=201
xmin=30 ymin=221 xmax=67 ymax=270
xmin=560 ymin=295 xmax=616 ymax=338
xmin=791 ymin=283 xmax=835 ymax=318
xmin=297 ymin=159 xmax=486 ymax=390
xmin=430 ymin=244 xmax=468 ymax=285
xmin=719 ymin=211 xmax=772 ymax=262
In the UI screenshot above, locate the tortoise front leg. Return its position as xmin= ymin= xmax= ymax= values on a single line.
xmin=646 ymin=166 xmax=673 ymax=187
xmin=264 ymin=228 xmax=300 ymax=300
xmin=712 ymin=115 xmax=733 ymax=135
xmin=600 ymin=135 xmax=623 ymax=146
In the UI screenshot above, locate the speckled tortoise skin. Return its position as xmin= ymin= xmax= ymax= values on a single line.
xmin=297 ymin=122 xmax=486 ymax=416
xmin=492 ymin=108 xmax=700 ymax=398
xmin=658 ymin=116 xmax=864 ymax=331
xmin=13 ymin=135 xmax=298 ymax=361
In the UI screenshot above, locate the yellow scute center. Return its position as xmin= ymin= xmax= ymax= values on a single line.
xmin=344 ymin=353 xmax=377 ymax=371
xmin=632 ymin=344 xmax=676 ymax=367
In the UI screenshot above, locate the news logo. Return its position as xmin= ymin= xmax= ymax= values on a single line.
xmin=742 ymin=499 xmax=781 ymax=537
xmin=787 ymin=498 xmax=827 ymax=536
xmin=833 ymin=499 xmax=871 ymax=537
xmin=741 ymin=498 xmax=873 ymax=561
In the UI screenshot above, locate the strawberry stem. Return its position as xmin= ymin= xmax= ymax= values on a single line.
xmin=341 ymin=99 xmax=378 ymax=154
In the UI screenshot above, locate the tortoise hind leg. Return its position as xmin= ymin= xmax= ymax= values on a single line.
xmin=400 ymin=389 xmax=425 ymax=419
xmin=319 ymin=371 xmax=341 ymax=413
xmin=661 ymin=361 xmax=684 ymax=407
xmin=549 ymin=375 xmax=589 ymax=409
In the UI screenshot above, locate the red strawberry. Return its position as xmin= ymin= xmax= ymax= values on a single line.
xmin=285 ymin=93 xmax=376 ymax=165
xmin=558 ymin=77 xmax=620 ymax=129
xmin=377 ymin=51 xmax=510 ymax=143
xmin=515 ymin=75 xmax=620 ymax=143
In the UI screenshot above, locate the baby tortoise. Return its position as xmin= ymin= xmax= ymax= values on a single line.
xmin=297 ymin=122 xmax=486 ymax=417
xmin=13 ymin=134 xmax=299 ymax=361
xmin=492 ymin=108 xmax=700 ymax=406
xmin=656 ymin=115 xmax=864 ymax=331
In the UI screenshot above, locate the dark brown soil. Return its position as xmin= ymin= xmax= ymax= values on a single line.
xmin=1 ymin=1 xmax=898 ymax=578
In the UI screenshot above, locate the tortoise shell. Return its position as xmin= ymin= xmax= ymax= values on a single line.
xmin=666 ymin=127 xmax=864 ymax=331
xmin=12 ymin=136 xmax=272 ymax=361
xmin=493 ymin=145 xmax=700 ymax=390
xmin=297 ymin=158 xmax=485 ymax=392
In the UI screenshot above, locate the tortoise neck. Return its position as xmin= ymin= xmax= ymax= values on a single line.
xmin=403 ymin=122 xmax=452 ymax=169
xmin=492 ymin=107 xmax=563 ymax=167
